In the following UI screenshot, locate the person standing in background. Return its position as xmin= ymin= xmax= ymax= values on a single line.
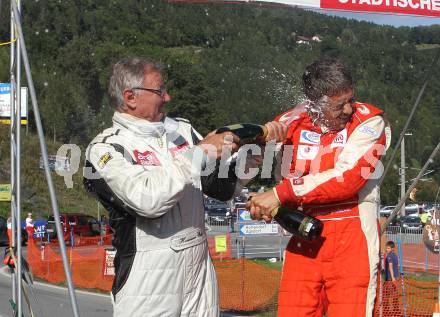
xmin=384 ymin=241 xmax=400 ymax=315
xmin=25 ymin=212 xmax=34 ymax=240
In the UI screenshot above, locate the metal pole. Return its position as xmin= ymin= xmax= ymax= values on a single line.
xmin=397 ymin=238 xmax=407 ymax=317
xmin=10 ymin=2 xmax=81 ymax=316
xmin=15 ymin=2 xmax=23 ymax=316
xmin=381 ymin=142 xmax=440 ymax=235
xmin=379 ymin=49 xmax=440 ymax=187
xmin=9 ymin=0 xmax=17 ymax=308
xmin=400 ymin=137 xmax=406 ymax=217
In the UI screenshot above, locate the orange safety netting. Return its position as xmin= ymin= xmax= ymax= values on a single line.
xmin=215 ymin=259 xmax=281 ymax=312
xmin=27 ymin=236 xmax=281 ymax=312
xmin=46 ymin=234 xmax=112 ymax=247
xmin=27 ymin=239 xmax=113 ymax=292
xmin=374 ymin=279 xmax=438 ymax=317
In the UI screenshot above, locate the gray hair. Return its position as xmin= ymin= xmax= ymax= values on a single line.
xmin=108 ymin=57 xmax=162 ymax=109
xmin=302 ymin=57 xmax=353 ymax=102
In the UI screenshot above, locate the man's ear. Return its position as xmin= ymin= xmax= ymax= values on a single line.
xmin=123 ymin=89 xmax=136 ymax=110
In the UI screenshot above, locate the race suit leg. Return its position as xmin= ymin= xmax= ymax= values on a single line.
xmin=322 ymin=216 xmax=377 ymax=317
xmin=278 ymin=236 xmax=325 ymax=317
xmin=114 ymin=240 xmax=218 ymax=317
xmin=279 ymin=203 xmax=379 ymax=317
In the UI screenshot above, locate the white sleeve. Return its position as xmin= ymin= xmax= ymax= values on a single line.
xmin=86 ymin=143 xmax=205 ymax=218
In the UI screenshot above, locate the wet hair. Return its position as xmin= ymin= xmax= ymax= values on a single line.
xmin=108 ymin=57 xmax=162 ymax=110
xmin=302 ymin=57 xmax=353 ymax=101
xmin=386 ymin=241 xmax=395 ymax=249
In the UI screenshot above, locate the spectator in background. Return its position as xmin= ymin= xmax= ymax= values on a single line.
xmin=25 ymin=212 xmax=34 ymax=240
xmin=419 ymin=207 xmax=430 ymax=227
xmin=384 ymin=240 xmax=400 ymax=315
xmin=7 ymin=217 xmax=12 ymax=247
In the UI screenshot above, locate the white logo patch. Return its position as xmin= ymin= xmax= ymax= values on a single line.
xmin=358 ymin=104 xmax=370 ymax=115
xmin=297 ymin=145 xmax=319 ymax=160
xmin=331 ymin=129 xmax=347 ymax=148
xmin=358 ymin=125 xmax=379 ymax=138
xmin=299 ymin=130 xmax=321 ymax=145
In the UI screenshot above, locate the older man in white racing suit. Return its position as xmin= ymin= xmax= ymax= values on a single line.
xmin=83 ymin=57 xmax=286 ymax=317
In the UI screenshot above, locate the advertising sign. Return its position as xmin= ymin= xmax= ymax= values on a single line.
xmin=103 ymin=249 xmax=116 ymax=276
xmin=0 ymin=83 xmax=28 ymax=125
xmin=0 ymin=184 xmax=11 ymax=201
xmin=215 ymin=235 xmax=227 ymax=253
xmin=183 ymin=0 xmax=440 ymax=17
xmin=33 ymin=220 xmax=47 ymax=239
xmin=39 ymin=155 xmax=71 ymax=172
xmin=239 ymin=223 xmax=279 ymax=236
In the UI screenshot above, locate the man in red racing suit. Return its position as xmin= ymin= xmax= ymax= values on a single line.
xmin=247 ymin=58 xmax=390 ymax=317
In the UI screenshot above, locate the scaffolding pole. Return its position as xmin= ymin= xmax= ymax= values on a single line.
xmin=10 ymin=0 xmax=81 ymax=316
xmin=15 ymin=1 xmax=23 ymax=316
xmin=9 ymin=0 xmax=16 ymax=310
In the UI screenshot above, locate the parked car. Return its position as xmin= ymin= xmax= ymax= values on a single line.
xmin=234 ymin=196 xmax=247 ymax=203
xmin=400 ymin=215 xmax=422 ymax=231
xmin=45 ymin=213 xmax=100 ymax=241
xmin=206 ymin=207 xmax=231 ymax=225
xmin=0 ymin=216 xmax=27 ymax=246
xmin=379 ymin=205 xmax=396 ymax=218
xmin=405 ymin=204 xmax=420 ymax=216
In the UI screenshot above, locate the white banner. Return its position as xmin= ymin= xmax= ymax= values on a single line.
xmin=239 ymin=223 xmax=279 ymax=236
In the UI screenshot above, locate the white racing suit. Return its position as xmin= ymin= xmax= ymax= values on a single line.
xmin=84 ymin=112 xmax=249 ymax=317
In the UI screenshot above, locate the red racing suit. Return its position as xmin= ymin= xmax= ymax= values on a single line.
xmin=273 ymin=102 xmax=390 ymax=317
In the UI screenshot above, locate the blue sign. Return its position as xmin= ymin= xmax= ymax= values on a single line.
xmin=33 ymin=220 xmax=47 ymax=238
xmin=21 ymin=219 xmax=47 ymax=238
xmin=0 ymin=83 xmax=10 ymax=94
xmin=238 ymin=209 xmax=251 ymax=221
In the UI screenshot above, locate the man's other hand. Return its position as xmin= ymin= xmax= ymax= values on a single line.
xmin=264 ymin=121 xmax=288 ymax=143
xmin=198 ymin=131 xmax=240 ymax=159
xmin=246 ymin=190 xmax=280 ymax=221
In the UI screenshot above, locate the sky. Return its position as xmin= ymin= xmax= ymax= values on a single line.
xmin=311 ymin=8 xmax=440 ymax=27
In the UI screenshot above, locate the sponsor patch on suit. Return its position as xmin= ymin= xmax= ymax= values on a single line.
xmin=358 ymin=125 xmax=379 ymax=138
xmin=331 ymin=129 xmax=347 ymax=148
xmin=169 ymin=141 xmax=190 ymax=157
xmin=297 ymin=145 xmax=319 ymax=160
xmin=98 ymin=152 xmax=113 ymax=169
xmin=299 ymin=130 xmax=321 ymax=145
xmin=133 ymin=150 xmax=161 ymax=166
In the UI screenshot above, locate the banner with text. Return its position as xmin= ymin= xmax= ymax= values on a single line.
xmin=172 ymin=0 xmax=440 ymax=17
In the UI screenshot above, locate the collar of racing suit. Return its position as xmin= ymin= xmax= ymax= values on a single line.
xmin=112 ymin=112 xmax=179 ymax=137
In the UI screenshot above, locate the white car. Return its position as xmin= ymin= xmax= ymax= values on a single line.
xmin=379 ymin=205 xmax=396 ymax=218
xmin=405 ymin=203 xmax=420 ymax=216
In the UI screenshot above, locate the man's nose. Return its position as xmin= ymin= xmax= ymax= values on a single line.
xmin=343 ymin=102 xmax=354 ymax=115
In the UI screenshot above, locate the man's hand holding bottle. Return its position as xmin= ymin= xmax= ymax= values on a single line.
xmin=197 ymin=121 xmax=287 ymax=160
xmin=246 ymin=190 xmax=281 ymax=222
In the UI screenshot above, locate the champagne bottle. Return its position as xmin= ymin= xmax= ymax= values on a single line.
xmin=216 ymin=123 xmax=268 ymax=144
xmin=271 ymin=207 xmax=323 ymax=240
